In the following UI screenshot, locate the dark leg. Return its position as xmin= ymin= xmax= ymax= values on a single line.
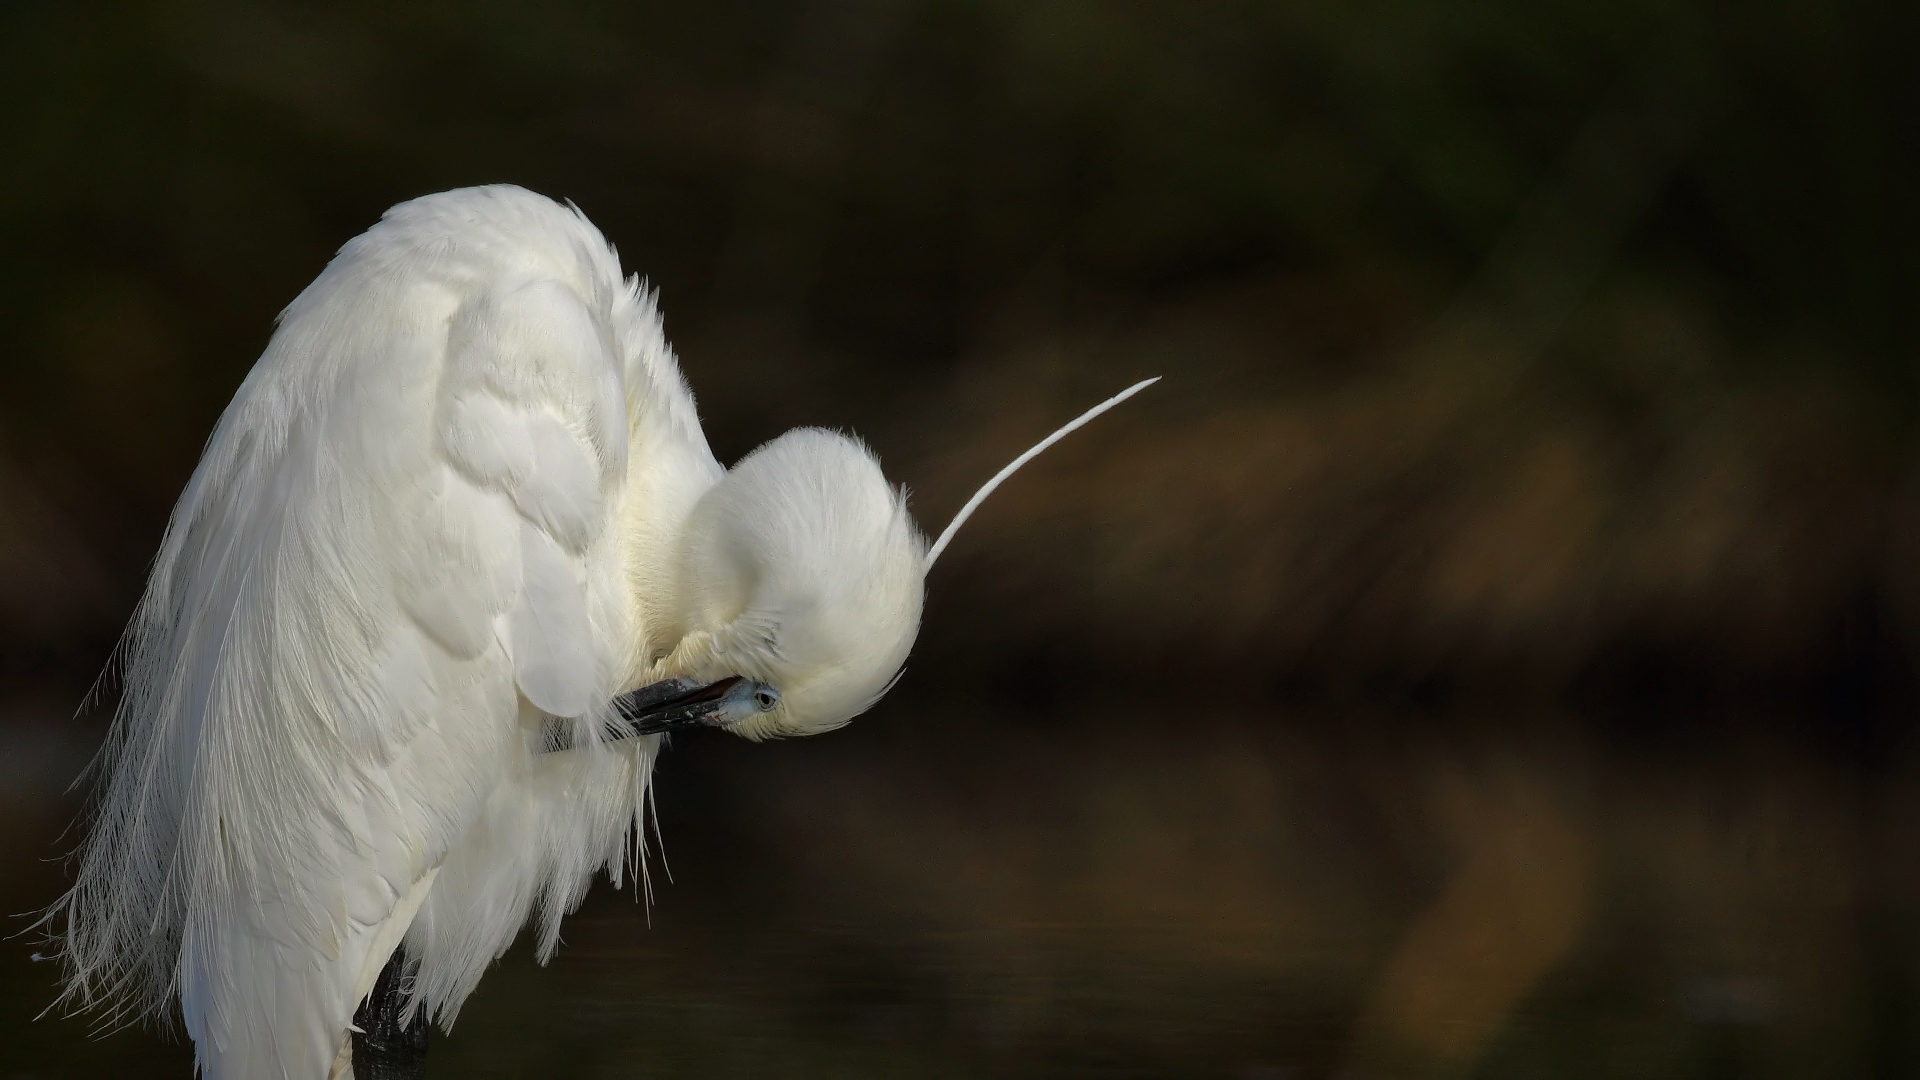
xmin=350 ymin=947 xmax=430 ymax=1079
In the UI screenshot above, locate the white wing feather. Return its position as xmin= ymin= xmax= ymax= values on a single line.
xmin=53 ymin=186 xmax=720 ymax=1079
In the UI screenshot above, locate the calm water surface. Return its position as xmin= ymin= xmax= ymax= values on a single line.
xmin=5 ymin=706 xmax=1914 ymax=1078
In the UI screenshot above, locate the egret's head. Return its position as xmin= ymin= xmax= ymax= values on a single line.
xmin=613 ymin=379 xmax=1153 ymax=745
xmin=657 ymin=428 xmax=925 ymax=739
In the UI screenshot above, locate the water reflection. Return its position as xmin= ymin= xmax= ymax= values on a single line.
xmin=11 ymin=707 xmax=1885 ymax=1077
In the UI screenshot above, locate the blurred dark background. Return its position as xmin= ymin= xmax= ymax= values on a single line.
xmin=4 ymin=0 xmax=1919 ymax=1076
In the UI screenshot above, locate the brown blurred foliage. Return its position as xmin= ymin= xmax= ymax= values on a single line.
xmin=3 ymin=0 xmax=1916 ymax=719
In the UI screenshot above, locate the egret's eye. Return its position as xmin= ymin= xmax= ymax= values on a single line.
xmin=753 ymin=686 xmax=780 ymax=712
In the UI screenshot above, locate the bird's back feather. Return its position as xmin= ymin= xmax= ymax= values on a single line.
xmin=53 ymin=186 xmax=719 ymax=1079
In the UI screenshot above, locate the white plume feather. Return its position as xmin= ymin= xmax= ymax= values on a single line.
xmin=925 ymin=377 xmax=1159 ymax=567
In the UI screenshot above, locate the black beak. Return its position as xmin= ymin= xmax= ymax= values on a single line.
xmin=615 ymin=676 xmax=746 ymax=736
xmin=539 ymin=676 xmax=752 ymax=753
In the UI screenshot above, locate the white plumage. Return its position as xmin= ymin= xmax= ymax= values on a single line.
xmin=48 ymin=185 xmax=1152 ymax=1079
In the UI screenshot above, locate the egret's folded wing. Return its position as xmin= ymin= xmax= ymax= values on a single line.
xmin=55 ymin=187 xmax=648 ymax=1080
xmin=397 ymin=224 xmax=730 ymax=1030
xmin=433 ymin=275 xmax=631 ymax=719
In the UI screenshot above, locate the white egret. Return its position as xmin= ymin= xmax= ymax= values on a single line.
xmin=44 ymin=185 xmax=1154 ymax=1079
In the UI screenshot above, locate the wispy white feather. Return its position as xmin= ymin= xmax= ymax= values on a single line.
xmin=924 ymin=377 xmax=1160 ymax=566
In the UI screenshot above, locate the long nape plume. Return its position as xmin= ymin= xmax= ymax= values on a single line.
xmin=924 ymin=377 xmax=1160 ymax=567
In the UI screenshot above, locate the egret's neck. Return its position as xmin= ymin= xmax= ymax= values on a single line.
xmin=617 ymin=408 xmax=725 ymax=690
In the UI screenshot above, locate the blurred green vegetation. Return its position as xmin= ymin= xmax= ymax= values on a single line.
xmin=2 ymin=0 xmax=1918 ymax=1077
